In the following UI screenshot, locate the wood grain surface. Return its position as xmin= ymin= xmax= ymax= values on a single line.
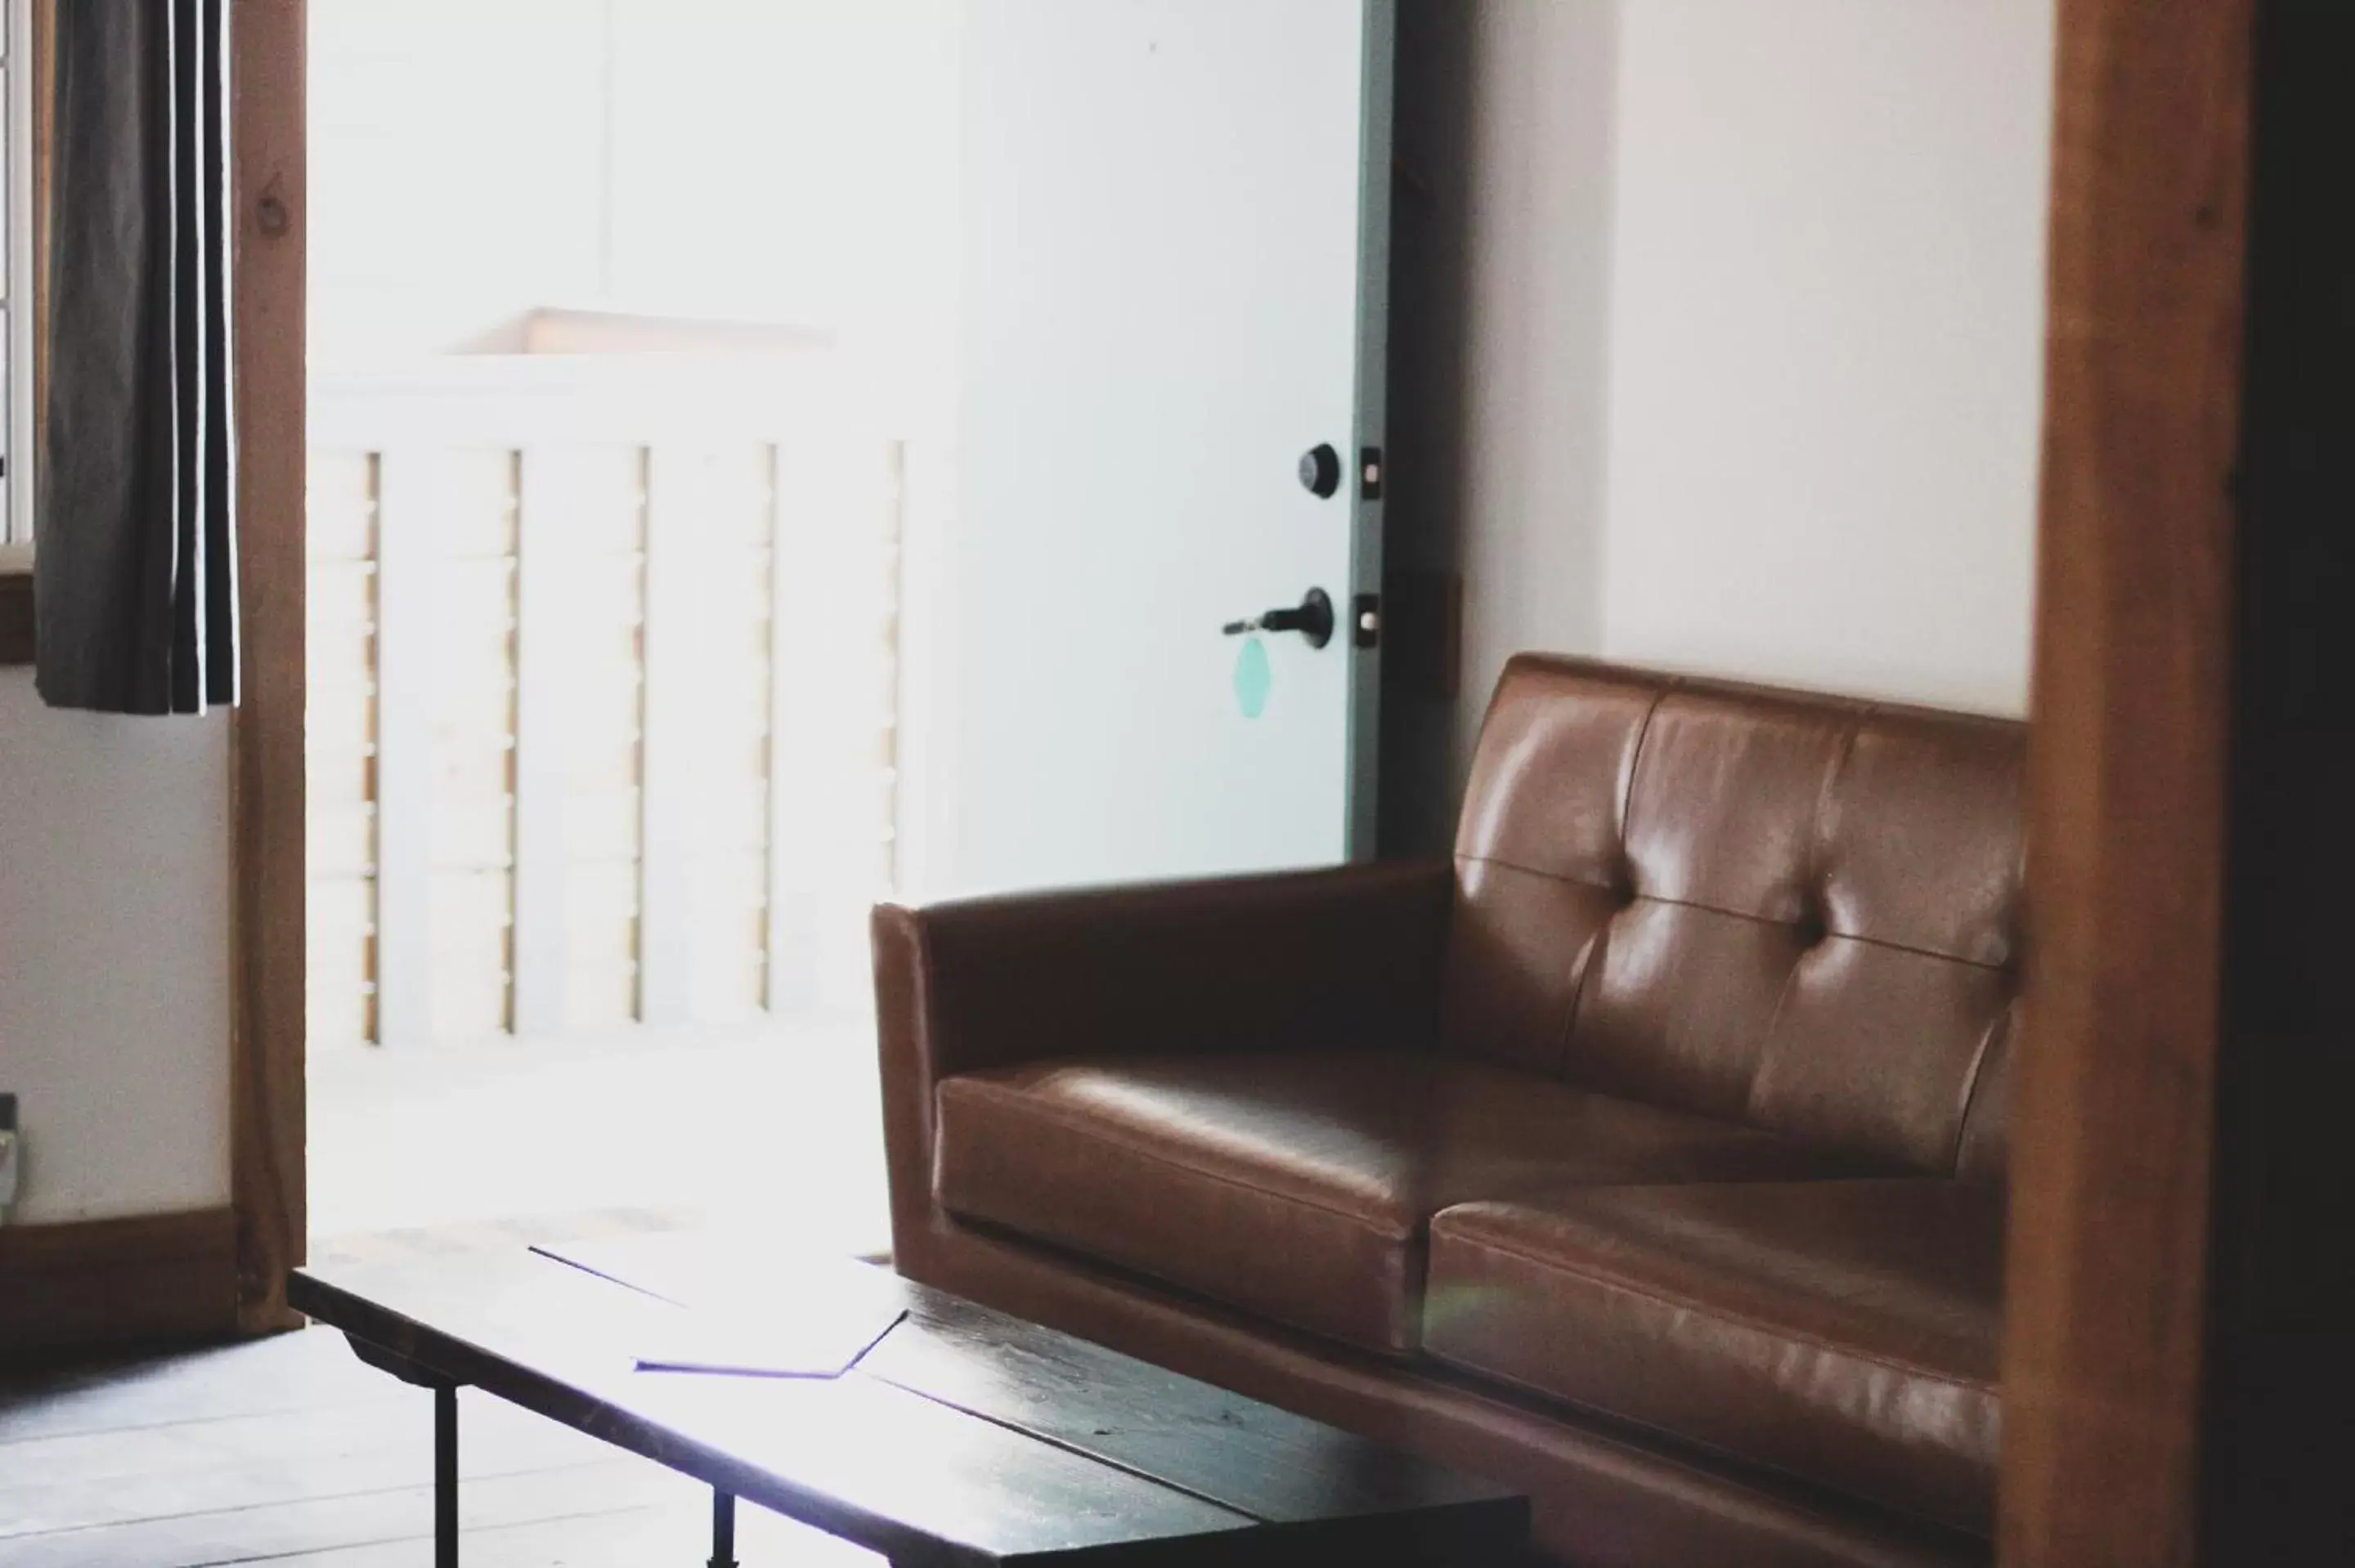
xmin=1999 ymin=1 xmax=2254 ymax=1564
xmin=0 ymin=1210 xmax=238 ymax=1355
xmin=228 ymin=0 xmax=308 ymax=1335
xmin=291 ymin=1237 xmax=1524 ymax=1568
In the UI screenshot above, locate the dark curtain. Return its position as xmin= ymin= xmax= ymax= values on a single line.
xmin=36 ymin=0 xmax=236 ymax=715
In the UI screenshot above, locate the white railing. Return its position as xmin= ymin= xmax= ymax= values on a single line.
xmin=306 ymin=352 xmax=905 ymax=1047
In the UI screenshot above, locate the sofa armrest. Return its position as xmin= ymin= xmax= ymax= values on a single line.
xmin=874 ymin=858 xmax=1456 ymax=1077
xmin=872 ymin=858 xmax=1456 ymax=1264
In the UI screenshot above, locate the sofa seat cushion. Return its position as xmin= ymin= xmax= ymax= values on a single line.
xmin=931 ymin=1050 xmax=1867 ymax=1357
xmin=1424 ymin=1180 xmax=2003 ymax=1534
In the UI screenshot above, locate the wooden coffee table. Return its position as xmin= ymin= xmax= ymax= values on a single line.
xmin=288 ymin=1233 xmax=1527 ymax=1567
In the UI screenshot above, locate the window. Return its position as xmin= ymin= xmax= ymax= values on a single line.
xmin=1 ymin=0 xmax=38 ymax=565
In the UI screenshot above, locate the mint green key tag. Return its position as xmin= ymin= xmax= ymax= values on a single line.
xmin=1233 ymin=636 xmax=1272 ymax=719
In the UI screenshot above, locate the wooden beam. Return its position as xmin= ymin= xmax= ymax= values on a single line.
xmin=1999 ymin=1 xmax=2253 ymax=1564
xmin=228 ymin=0 xmax=307 ymax=1333
xmin=0 ymin=1209 xmax=239 ymax=1357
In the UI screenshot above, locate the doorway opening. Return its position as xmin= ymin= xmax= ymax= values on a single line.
xmin=299 ymin=0 xmax=1393 ymax=1266
xmin=301 ymin=0 xmax=958 ymax=1257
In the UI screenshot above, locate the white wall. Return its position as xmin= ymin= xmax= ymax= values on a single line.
xmin=1599 ymin=0 xmax=2052 ymax=715
xmin=0 ymin=674 xmax=232 ymax=1224
xmin=1446 ymin=0 xmax=1622 ymax=779
xmin=1429 ymin=0 xmax=2053 ymax=792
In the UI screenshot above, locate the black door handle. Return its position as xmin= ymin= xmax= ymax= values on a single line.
xmin=1223 ymin=588 xmax=1334 ymax=649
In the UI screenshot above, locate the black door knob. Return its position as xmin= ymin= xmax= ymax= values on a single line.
xmin=1299 ymin=443 xmax=1342 ymax=499
xmin=1222 ymin=588 xmax=1335 ymax=649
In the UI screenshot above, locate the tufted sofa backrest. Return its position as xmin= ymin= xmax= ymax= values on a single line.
xmin=1442 ymin=656 xmax=2023 ymax=1176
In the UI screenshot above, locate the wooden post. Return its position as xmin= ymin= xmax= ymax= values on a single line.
xmin=228 ymin=0 xmax=309 ymax=1332
xmin=1999 ymin=0 xmax=2252 ymax=1561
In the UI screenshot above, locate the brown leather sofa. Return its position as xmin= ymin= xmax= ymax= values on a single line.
xmin=875 ymin=656 xmax=2018 ymax=1568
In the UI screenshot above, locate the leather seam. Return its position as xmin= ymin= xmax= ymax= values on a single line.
xmin=1615 ymin=681 xmax=1676 ymax=867
xmin=1455 ymin=853 xmax=2007 ymax=972
xmin=1806 ymin=706 xmax=1871 ymax=912
xmin=1743 ymin=956 xmax=1814 ymax=1129
xmin=1433 ymin=1230 xmax=1998 ymax=1394
xmin=1945 ymin=1005 xmax=2010 ymax=1177
xmin=1545 ymin=922 xmax=1612 ymax=1084
xmin=1744 ymin=712 xmax=1870 ymax=1122
xmin=1455 ymin=850 xmax=1619 ymax=896
xmin=939 ymin=1082 xmax=1420 ymax=1244
xmin=1543 ymin=686 xmax=1674 ymax=1080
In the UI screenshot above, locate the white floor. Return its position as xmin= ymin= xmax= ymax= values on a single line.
xmin=307 ymin=1009 xmax=892 ymax=1260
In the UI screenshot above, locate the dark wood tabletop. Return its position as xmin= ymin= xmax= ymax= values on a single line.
xmin=288 ymin=1232 xmax=1526 ymax=1568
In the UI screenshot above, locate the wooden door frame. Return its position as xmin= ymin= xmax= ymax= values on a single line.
xmin=0 ymin=0 xmax=305 ymax=1356
xmin=228 ymin=0 xmax=307 ymax=1333
xmin=2003 ymin=1 xmax=2355 ymax=1562
xmin=0 ymin=2 xmax=303 ymax=1357
xmin=217 ymin=24 xmax=2330 ymax=1551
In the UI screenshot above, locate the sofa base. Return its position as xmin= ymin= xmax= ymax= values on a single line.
xmin=898 ymin=1216 xmax=1987 ymax=1568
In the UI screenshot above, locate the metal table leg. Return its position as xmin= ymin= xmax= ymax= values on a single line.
xmin=339 ymin=1337 xmax=464 ymax=1568
xmin=436 ymin=1384 xmax=460 ymax=1568
xmin=709 ymin=1488 xmax=738 ymax=1568
xmin=343 ymin=1334 xmax=742 ymax=1568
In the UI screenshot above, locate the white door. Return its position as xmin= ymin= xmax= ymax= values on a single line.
xmin=922 ymin=0 xmax=1393 ymax=898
